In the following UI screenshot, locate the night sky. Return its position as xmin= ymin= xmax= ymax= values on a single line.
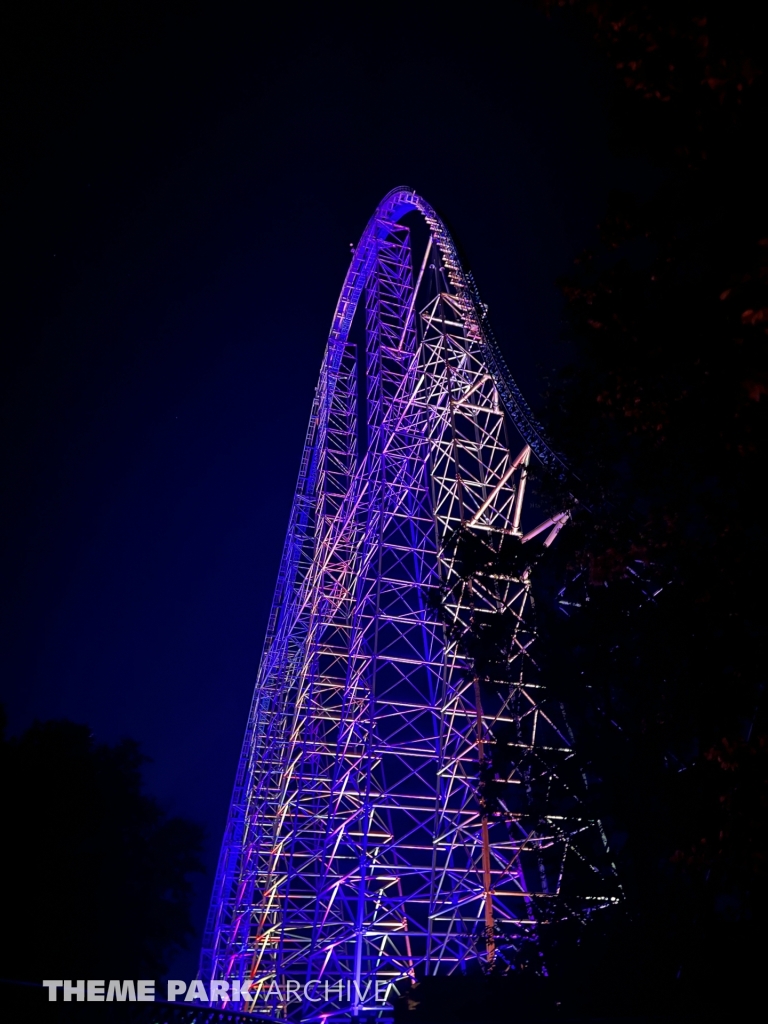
xmin=2 ymin=2 xmax=651 ymax=976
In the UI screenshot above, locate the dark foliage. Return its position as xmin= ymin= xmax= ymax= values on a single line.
xmin=0 ymin=711 xmax=205 ymax=985
xmin=523 ymin=0 xmax=768 ymax=1013
xmin=423 ymin=1 xmax=767 ymax=1016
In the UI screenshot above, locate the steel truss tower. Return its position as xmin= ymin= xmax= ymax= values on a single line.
xmin=202 ymin=189 xmax=619 ymax=1020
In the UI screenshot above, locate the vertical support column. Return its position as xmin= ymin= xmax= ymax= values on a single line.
xmin=269 ymin=328 xmax=362 ymax=990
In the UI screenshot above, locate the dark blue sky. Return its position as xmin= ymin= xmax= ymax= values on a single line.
xmin=1 ymin=2 xmax=651 ymax=976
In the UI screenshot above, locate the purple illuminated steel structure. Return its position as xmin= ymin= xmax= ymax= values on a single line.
xmin=201 ymin=189 xmax=619 ymax=1020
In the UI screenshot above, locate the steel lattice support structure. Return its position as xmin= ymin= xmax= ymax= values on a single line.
xmin=201 ymin=190 xmax=619 ymax=1021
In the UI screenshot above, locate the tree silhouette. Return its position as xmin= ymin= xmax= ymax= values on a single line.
xmin=0 ymin=710 xmax=205 ymax=987
xmin=531 ymin=0 xmax=768 ymax=1014
xmin=413 ymin=3 xmax=768 ymax=1017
